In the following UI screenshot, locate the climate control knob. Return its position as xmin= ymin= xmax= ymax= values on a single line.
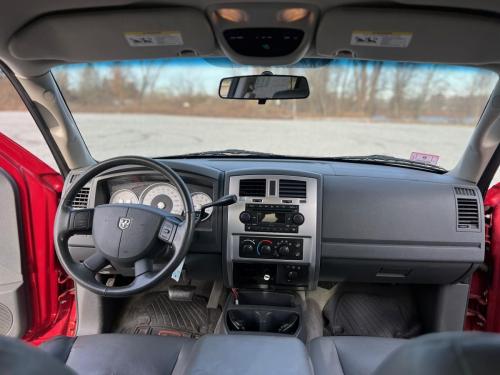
xmin=242 ymin=244 xmax=254 ymax=255
xmin=239 ymin=211 xmax=252 ymax=224
xmin=260 ymin=245 xmax=273 ymax=256
xmin=278 ymin=245 xmax=290 ymax=257
xmin=292 ymin=213 xmax=305 ymax=225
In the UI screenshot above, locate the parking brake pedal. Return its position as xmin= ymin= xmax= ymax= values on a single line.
xmin=168 ymin=285 xmax=195 ymax=302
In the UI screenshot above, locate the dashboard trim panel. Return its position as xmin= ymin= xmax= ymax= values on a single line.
xmin=225 ymin=172 xmax=321 ymax=289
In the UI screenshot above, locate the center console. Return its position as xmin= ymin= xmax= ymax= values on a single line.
xmin=225 ymin=174 xmax=319 ymax=289
xmin=223 ymin=290 xmax=304 ymax=340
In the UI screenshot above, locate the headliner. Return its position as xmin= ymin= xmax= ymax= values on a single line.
xmin=3 ymin=0 xmax=500 ymax=76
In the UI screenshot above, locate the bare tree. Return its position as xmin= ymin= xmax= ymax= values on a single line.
xmin=365 ymin=61 xmax=383 ymax=117
xmin=389 ymin=62 xmax=416 ymax=118
xmin=136 ymin=62 xmax=162 ymax=101
xmin=304 ymin=65 xmax=330 ymax=116
xmin=410 ymin=65 xmax=437 ymax=119
xmin=353 ymin=61 xmax=368 ymax=114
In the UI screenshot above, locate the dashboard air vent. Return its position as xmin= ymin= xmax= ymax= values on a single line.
xmin=456 ymin=197 xmax=480 ymax=231
xmin=239 ymin=179 xmax=266 ymax=197
xmin=72 ymin=187 xmax=90 ymax=209
xmin=454 ymin=187 xmax=476 ymax=197
xmin=279 ymin=179 xmax=307 ymax=198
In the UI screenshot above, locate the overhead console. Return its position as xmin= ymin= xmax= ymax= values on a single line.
xmin=208 ymin=3 xmax=317 ymax=65
xmin=225 ymin=174 xmax=320 ymax=290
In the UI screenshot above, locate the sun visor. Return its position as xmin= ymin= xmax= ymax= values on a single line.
xmin=316 ymin=7 xmax=500 ymax=64
xmin=9 ymin=8 xmax=217 ymax=62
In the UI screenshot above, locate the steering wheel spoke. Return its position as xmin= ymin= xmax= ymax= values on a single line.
xmin=67 ymin=208 xmax=94 ymax=235
xmin=131 ymin=272 xmax=156 ymax=290
xmin=134 ymin=258 xmax=154 ymax=277
xmin=82 ymin=252 xmax=109 ymax=273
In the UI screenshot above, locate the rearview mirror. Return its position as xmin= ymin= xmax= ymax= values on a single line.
xmin=219 ymin=73 xmax=309 ymax=103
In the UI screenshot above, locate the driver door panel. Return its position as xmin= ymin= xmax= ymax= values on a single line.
xmin=0 ymin=133 xmax=76 ymax=343
xmin=0 ymin=168 xmax=26 ymax=337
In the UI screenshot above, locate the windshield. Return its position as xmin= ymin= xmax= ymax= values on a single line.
xmin=53 ymin=58 xmax=498 ymax=170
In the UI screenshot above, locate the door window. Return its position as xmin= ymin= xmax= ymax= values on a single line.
xmin=0 ymin=68 xmax=58 ymax=171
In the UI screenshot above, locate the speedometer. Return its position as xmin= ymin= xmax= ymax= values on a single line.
xmin=110 ymin=189 xmax=139 ymax=204
xmin=139 ymin=183 xmax=184 ymax=215
xmin=191 ymin=192 xmax=213 ymax=221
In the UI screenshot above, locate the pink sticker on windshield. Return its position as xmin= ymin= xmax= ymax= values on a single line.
xmin=410 ymin=152 xmax=439 ymax=165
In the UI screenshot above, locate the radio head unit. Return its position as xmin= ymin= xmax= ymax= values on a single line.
xmin=239 ymin=204 xmax=305 ymax=233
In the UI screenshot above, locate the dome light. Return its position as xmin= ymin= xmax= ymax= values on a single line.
xmin=278 ymin=8 xmax=310 ymax=23
xmin=215 ymin=8 xmax=248 ymax=23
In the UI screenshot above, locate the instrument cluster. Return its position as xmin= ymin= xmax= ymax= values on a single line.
xmin=109 ymin=181 xmax=213 ymax=221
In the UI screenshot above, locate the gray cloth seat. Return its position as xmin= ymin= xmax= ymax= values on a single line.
xmin=40 ymin=334 xmax=194 ymax=375
xmin=8 ymin=331 xmax=500 ymax=374
xmin=374 ymin=331 xmax=500 ymax=375
xmin=0 ymin=335 xmax=74 ymax=375
xmin=308 ymin=336 xmax=406 ymax=375
xmin=309 ymin=332 xmax=500 ymax=375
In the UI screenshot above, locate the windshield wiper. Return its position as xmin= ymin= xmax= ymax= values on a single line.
xmin=164 ymin=149 xmax=280 ymax=158
xmin=328 ymin=154 xmax=447 ymax=173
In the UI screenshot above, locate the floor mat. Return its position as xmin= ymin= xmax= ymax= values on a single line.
xmin=323 ymin=284 xmax=421 ymax=338
xmin=115 ymin=293 xmax=220 ymax=338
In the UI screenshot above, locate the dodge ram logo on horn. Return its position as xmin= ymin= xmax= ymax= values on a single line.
xmin=118 ymin=217 xmax=131 ymax=230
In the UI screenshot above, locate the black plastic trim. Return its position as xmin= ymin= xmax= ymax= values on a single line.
xmin=478 ymin=144 xmax=500 ymax=196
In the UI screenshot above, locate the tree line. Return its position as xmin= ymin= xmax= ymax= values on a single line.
xmin=2 ymin=60 xmax=497 ymax=125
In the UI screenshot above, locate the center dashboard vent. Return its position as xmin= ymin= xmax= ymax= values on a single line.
xmin=279 ymin=179 xmax=307 ymax=198
xmin=72 ymin=187 xmax=90 ymax=209
xmin=454 ymin=187 xmax=480 ymax=231
xmin=239 ymin=179 xmax=266 ymax=197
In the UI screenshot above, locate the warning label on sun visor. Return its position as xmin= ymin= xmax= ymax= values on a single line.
xmin=350 ymin=31 xmax=413 ymax=48
xmin=124 ymin=31 xmax=184 ymax=47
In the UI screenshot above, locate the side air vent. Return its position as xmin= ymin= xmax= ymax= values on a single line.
xmin=454 ymin=187 xmax=476 ymax=197
xmin=72 ymin=187 xmax=90 ymax=209
xmin=456 ymin=195 xmax=480 ymax=231
xmin=279 ymin=179 xmax=307 ymax=198
xmin=239 ymin=179 xmax=266 ymax=197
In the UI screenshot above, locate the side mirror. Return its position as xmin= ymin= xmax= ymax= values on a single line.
xmin=198 ymin=194 xmax=237 ymax=221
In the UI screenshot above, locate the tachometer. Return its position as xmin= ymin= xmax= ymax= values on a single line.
xmin=110 ymin=189 xmax=139 ymax=204
xmin=140 ymin=183 xmax=184 ymax=215
xmin=191 ymin=192 xmax=213 ymax=221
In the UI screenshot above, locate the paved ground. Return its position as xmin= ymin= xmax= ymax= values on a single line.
xmin=74 ymin=113 xmax=473 ymax=170
xmin=2 ymin=111 xmax=496 ymax=183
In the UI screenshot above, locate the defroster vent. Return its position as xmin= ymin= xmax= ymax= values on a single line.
xmin=454 ymin=187 xmax=476 ymax=197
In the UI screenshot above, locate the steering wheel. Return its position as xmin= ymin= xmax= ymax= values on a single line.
xmin=54 ymin=156 xmax=196 ymax=297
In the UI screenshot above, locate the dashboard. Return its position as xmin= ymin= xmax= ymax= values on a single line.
xmin=65 ymin=158 xmax=486 ymax=289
